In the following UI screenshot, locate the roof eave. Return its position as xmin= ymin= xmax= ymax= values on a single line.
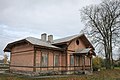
xmin=3 ymin=39 xmax=30 ymax=52
xmin=34 ymin=45 xmax=63 ymax=51
xmin=52 ymin=34 xmax=84 ymax=45
xmin=80 ymin=34 xmax=95 ymax=50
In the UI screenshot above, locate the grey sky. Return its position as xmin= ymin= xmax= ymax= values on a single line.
xmin=0 ymin=0 xmax=102 ymax=58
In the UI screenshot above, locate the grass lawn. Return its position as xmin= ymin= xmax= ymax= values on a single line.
xmin=0 ymin=69 xmax=120 ymax=80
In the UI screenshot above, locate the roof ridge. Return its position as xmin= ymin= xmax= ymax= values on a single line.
xmin=25 ymin=36 xmax=61 ymax=49
xmin=26 ymin=36 xmax=50 ymax=43
xmin=52 ymin=33 xmax=84 ymax=44
xmin=53 ymin=34 xmax=79 ymax=41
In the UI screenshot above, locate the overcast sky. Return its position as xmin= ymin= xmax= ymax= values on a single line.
xmin=0 ymin=0 xmax=102 ymax=58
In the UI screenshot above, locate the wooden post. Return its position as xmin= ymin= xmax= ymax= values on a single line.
xmin=66 ymin=51 xmax=68 ymax=72
xmin=74 ymin=55 xmax=75 ymax=72
xmin=40 ymin=50 xmax=42 ymax=71
xmin=53 ymin=51 xmax=54 ymax=70
xmin=33 ymin=47 xmax=36 ymax=72
xmin=47 ymin=51 xmax=49 ymax=70
xmin=83 ymin=55 xmax=85 ymax=73
xmin=90 ymin=56 xmax=92 ymax=72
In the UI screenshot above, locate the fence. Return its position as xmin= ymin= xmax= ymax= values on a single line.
xmin=0 ymin=63 xmax=9 ymax=71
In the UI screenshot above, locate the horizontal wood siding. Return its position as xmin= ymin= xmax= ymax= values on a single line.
xmin=35 ymin=49 xmax=65 ymax=71
xmin=10 ymin=43 xmax=34 ymax=72
xmin=67 ymin=38 xmax=91 ymax=70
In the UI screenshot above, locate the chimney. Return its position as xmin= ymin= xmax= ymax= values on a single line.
xmin=41 ymin=33 xmax=47 ymax=41
xmin=48 ymin=35 xmax=53 ymax=43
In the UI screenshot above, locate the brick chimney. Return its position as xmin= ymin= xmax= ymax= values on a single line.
xmin=48 ymin=35 xmax=53 ymax=43
xmin=41 ymin=33 xmax=47 ymax=41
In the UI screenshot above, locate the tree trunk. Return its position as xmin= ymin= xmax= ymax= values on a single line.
xmin=104 ymin=38 xmax=112 ymax=69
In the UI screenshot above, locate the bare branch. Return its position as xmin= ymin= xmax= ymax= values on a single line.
xmin=80 ymin=0 xmax=120 ymax=69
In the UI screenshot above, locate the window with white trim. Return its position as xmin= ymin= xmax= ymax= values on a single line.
xmin=54 ymin=54 xmax=59 ymax=66
xmin=41 ymin=53 xmax=48 ymax=67
xmin=70 ymin=55 xmax=74 ymax=66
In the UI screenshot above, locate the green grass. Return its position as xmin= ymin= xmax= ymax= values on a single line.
xmin=0 ymin=69 xmax=120 ymax=80
xmin=114 ymin=67 xmax=120 ymax=69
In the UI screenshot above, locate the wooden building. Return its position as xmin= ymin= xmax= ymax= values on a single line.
xmin=4 ymin=33 xmax=95 ymax=74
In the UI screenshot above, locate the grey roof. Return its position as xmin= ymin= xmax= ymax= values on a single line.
xmin=4 ymin=37 xmax=61 ymax=52
xmin=75 ymin=48 xmax=91 ymax=53
xmin=71 ymin=48 xmax=96 ymax=56
xmin=25 ymin=37 xmax=61 ymax=49
xmin=4 ymin=33 xmax=94 ymax=52
xmin=52 ymin=34 xmax=84 ymax=44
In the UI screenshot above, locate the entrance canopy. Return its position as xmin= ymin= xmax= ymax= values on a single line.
xmin=71 ymin=48 xmax=96 ymax=56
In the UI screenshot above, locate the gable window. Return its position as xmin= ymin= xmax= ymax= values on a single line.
xmin=41 ymin=53 xmax=48 ymax=67
xmin=54 ymin=54 xmax=59 ymax=66
xmin=70 ymin=55 xmax=74 ymax=66
xmin=76 ymin=40 xmax=79 ymax=45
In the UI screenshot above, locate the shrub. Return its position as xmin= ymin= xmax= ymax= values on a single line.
xmin=92 ymin=56 xmax=103 ymax=71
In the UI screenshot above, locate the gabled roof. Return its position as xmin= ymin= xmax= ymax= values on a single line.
xmin=4 ymin=33 xmax=94 ymax=52
xmin=26 ymin=37 xmax=60 ymax=49
xmin=75 ymin=48 xmax=91 ymax=53
xmin=4 ymin=37 xmax=61 ymax=52
xmin=72 ymin=48 xmax=96 ymax=56
xmin=52 ymin=33 xmax=94 ymax=50
xmin=52 ymin=34 xmax=82 ymax=44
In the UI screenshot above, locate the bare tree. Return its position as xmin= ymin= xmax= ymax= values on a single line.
xmin=80 ymin=0 xmax=120 ymax=69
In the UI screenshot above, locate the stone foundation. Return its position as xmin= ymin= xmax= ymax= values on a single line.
xmin=10 ymin=70 xmax=92 ymax=76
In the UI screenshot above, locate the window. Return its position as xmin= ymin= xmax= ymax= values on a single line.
xmin=54 ymin=54 xmax=59 ymax=66
xmin=41 ymin=53 xmax=48 ymax=67
xmin=76 ymin=56 xmax=80 ymax=66
xmin=36 ymin=54 xmax=40 ymax=66
xmin=76 ymin=40 xmax=79 ymax=45
xmin=70 ymin=55 xmax=74 ymax=66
